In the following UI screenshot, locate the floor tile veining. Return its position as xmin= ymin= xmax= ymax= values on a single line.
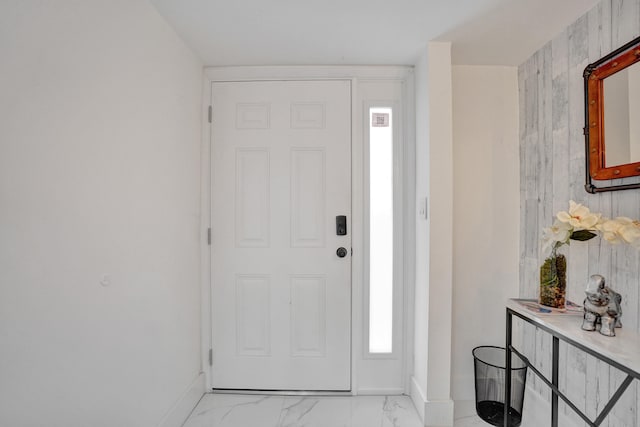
xmin=183 ymin=393 xmax=424 ymax=427
xmin=278 ymin=398 xmax=321 ymax=427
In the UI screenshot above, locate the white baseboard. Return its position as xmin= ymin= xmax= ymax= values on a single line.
xmin=410 ymin=376 xmax=426 ymax=422
xmin=424 ymin=398 xmax=454 ymax=427
xmin=158 ymin=372 xmax=206 ymax=427
xmin=410 ymin=376 xmax=454 ymax=427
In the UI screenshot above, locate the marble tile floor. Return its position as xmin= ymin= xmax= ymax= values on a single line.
xmin=183 ymin=394 xmax=493 ymax=427
xmin=183 ymin=393 xmax=427 ymax=427
xmin=452 ymin=401 xmax=490 ymax=427
xmin=453 ymin=397 xmax=557 ymax=427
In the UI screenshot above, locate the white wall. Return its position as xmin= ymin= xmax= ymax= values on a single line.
xmin=451 ymin=66 xmax=520 ymax=401
xmin=412 ymin=42 xmax=456 ymax=427
xmin=0 ymin=1 xmax=204 ymax=426
xmin=425 ymin=42 xmax=454 ymax=427
xmin=412 ymin=49 xmax=430 ymax=422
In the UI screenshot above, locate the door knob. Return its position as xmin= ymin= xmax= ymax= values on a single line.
xmin=336 ymin=247 xmax=348 ymax=258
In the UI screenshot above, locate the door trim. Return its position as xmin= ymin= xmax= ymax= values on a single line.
xmin=200 ymin=66 xmax=415 ymax=394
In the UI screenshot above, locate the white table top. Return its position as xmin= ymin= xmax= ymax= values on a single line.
xmin=507 ymin=299 xmax=640 ymax=377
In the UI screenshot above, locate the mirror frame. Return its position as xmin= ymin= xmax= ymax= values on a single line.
xmin=584 ymin=35 xmax=640 ymax=193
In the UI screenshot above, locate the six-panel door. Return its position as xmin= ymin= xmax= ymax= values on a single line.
xmin=211 ymin=80 xmax=352 ymax=391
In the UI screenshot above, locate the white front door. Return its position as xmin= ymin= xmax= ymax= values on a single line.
xmin=210 ymin=80 xmax=352 ymax=391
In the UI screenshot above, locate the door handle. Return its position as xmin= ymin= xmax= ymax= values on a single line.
xmin=336 ymin=247 xmax=348 ymax=258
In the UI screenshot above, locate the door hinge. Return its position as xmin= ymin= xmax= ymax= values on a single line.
xmin=208 ymin=105 xmax=212 ymax=123
xmin=207 ymin=228 xmax=211 ymax=245
xmin=208 ymin=348 xmax=213 ymax=366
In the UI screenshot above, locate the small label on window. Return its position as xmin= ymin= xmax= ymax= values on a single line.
xmin=372 ymin=113 xmax=390 ymax=127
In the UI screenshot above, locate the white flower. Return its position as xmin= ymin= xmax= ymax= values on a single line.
xmin=542 ymin=220 xmax=572 ymax=255
xmin=617 ymin=217 xmax=640 ymax=247
xmin=542 ymin=201 xmax=640 ymax=253
xmin=598 ymin=218 xmax=626 ymax=244
xmin=557 ymin=200 xmax=600 ymax=230
xmin=544 ymin=220 xmax=572 ymax=244
xmin=596 ymin=217 xmax=640 ymax=247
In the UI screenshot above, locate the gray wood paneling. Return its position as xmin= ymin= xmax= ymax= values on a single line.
xmin=519 ymin=0 xmax=640 ymax=424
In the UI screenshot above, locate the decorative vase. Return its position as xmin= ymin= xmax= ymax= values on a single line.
xmin=539 ymin=246 xmax=567 ymax=308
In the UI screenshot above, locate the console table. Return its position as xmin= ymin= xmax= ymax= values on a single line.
xmin=505 ymin=299 xmax=640 ymax=427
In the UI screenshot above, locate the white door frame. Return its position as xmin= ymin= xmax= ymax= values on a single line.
xmin=199 ymin=66 xmax=415 ymax=394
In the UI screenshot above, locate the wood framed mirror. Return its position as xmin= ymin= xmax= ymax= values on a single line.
xmin=584 ymin=35 xmax=640 ymax=193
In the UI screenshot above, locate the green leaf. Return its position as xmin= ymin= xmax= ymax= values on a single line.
xmin=570 ymin=230 xmax=597 ymax=241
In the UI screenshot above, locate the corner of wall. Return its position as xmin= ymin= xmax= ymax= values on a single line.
xmin=158 ymin=373 xmax=205 ymax=427
xmin=425 ymin=40 xmax=454 ymax=409
xmin=410 ymin=375 xmax=427 ymax=422
xmin=412 ymin=46 xmax=430 ymax=407
xmin=412 ymin=375 xmax=455 ymax=426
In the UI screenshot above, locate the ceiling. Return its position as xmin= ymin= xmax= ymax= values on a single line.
xmin=150 ymin=0 xmax=600 ymax=67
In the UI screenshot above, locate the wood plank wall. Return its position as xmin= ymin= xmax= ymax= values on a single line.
xmin=519 ymin=0 xmax=640 ymax=425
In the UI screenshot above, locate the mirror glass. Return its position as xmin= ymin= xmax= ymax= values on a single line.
xmin=603 ymin=61 xmax=640 ymax=166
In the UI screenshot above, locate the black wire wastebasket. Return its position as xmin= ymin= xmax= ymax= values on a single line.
xmin=473 ymin=346 xmax=527 ymax=427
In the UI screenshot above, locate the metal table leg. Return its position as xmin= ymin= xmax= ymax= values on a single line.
xmin=505 ymin=309 xmax=512 ymax=427
xmin=552 ymin=336 xmax=559 ymax=427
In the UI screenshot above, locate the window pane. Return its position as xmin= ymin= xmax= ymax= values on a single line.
xmin=369 ymin=107 xmax=393 ymax=354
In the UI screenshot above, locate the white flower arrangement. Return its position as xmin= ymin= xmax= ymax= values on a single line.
xmin=542 ymin=200 xmax=640 ymax=256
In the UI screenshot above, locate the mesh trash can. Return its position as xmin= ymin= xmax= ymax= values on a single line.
xmin=473 ymin=346 xmax=527 ymax=427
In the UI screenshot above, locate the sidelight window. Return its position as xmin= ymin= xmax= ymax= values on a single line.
xmin=367 ymin=107 xmax=394 ymax=354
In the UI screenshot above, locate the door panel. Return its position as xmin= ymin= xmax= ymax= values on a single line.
xmin=211 ymin=80 xmax=351 ymax=391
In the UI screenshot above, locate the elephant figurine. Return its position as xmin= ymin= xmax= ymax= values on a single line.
xmin=582 ymin=274 xmax=622 ymax=337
